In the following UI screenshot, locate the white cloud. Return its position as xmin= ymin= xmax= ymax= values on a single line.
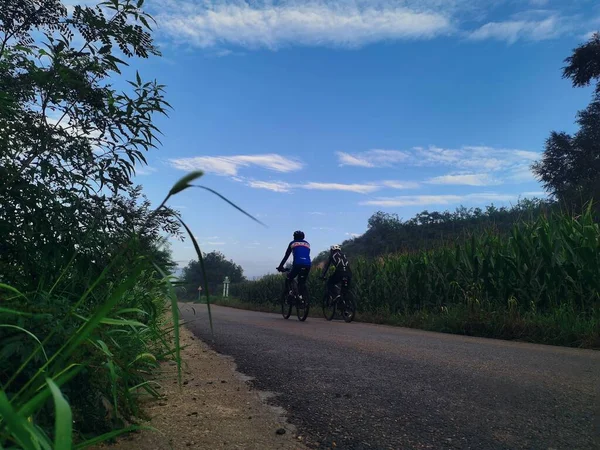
xmin=337 ymin=149 xmax=409 ymax=168
xmin=309 ymin=211 xmax=326 ymax=215
xmin=521 ymin=191 xmax=548 ymax=197
xmin=312 ymin=226 xmax=334 ymax=231
xmin=382 ymin=180 xmax=421 ymax=189
xmin=427 ymin=173 xmax=499 ymax=186
xmin=361 ymin=193 xmax=517 ymax=207
xmin=135 ymin=166 xmax=158 ymax=176
xmin=415 ymin=146 xmax=539 ymax=182
xmin=336 ymin=145 xmax=539 ymax=185
xmin=302 ymin=182 xmax=379 ymax=194
xmin=203 ymin=241 xmax=226 ymax=246
xmin=469 ymin=14 xmax=565 ymax=43
xmin=345 ymin=232 xmax=362 ymax=238
xmin=247 ymin=180 xmax=292 ymax=192
xmin=156 ymin=1 xmax=452 ymax=50
xmin=169 ymin=154 xmax=303 ymax=176
xmin=584 ymin=31 xmax=597 ymax=40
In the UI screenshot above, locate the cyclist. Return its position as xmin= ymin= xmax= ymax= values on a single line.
xmin=277 ymin=230 xmax=311 ymax=296
xmin=320 ymin=245 xmax=352 ymax=300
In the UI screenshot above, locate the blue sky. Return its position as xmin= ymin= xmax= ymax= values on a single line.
xmin=125 ymin=0 xmax=599 ymax=277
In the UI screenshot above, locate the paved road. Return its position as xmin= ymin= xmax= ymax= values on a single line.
xmin=181 ymin=304 xmax=600 ymax=450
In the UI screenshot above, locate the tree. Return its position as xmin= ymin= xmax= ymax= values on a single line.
xmin=533 ymin=33 xmax=600 ymax=208
xmin=179 ymin=251 xmax=246 ymax=298
xmin=0 ymin=0 xmax=176 ymax=288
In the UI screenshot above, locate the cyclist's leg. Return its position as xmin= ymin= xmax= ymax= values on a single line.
xmin=297 ymin=266 xmax=309 ymax=289
xmin=286 ymin=265 xmax=300 ymax=292
xmin=328 ymin=272 xmax=341 ymax=298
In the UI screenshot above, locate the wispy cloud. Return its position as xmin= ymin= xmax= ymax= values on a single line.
xmin=337 ymin=145 xmax=539 ymax=185
xmin=345 ymin=232 xmax=362 ymax=238
xmin=382 ymin=180 xmax=421 ymax=189
xmin=247 ymin=180 xmax=292 ymax=192
xmin=361 ymin=193 xmax=517 ymax=207
xmin=169 ymin=154 xmax=303 ymax=176
xmin=312 ymin=226 xmax=334 ymax=231
xmin=302 ymin=182 xmax=379 ymax=194
xmin=309 ymin=211 xmax=326 ymax=216
xmin=156 ymin=1 xmax=452 ymax=50
xmin=427 ymin=173 xmax=499 ymax=186
xmin=469 ymin=13 xmax=567 ymax=44
xmin=337 ymin=149 xmax=409 ymax=168
xmin=135 ymin=166 xmax=158 ymax=176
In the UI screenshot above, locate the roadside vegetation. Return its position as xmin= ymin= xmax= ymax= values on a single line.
xmin=232 ymin=206 xmax=600 ymax=348
xmin=230 ymin=35 xmax=600 ymax=349
xmin=0 ymin=1 xmax=242 ymax=447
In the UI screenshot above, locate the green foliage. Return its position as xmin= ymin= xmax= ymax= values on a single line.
xmin=0 ymin=0 xmax=177 ymax=290
xmin=0 ymin=0 xmax=185 ymax=446
xmin=533 ymin=33 xmax=600 ymax=209
xmin=233 ymin=209 xmax=600 ymax=348
xmin=313 ymin=198 xmax=554 ymax=264
xmin=179 ymin=251 xmax=246 ymax=299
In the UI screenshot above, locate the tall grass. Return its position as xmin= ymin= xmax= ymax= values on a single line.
xmin=0 ymin=172 xmax=257 ymax=448
xmin=232 ymin=208 xmax=600 ymax=348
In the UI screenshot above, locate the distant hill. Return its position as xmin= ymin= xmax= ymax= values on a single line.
xmin=314 ymin=198 xmax=555 ymax=265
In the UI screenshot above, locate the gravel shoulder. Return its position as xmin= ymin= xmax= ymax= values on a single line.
xmin=96 ymin=319 xmax=307 ymax=450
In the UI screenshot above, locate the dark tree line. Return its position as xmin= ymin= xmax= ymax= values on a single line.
xmin=313 ymin=199 xmax=554 ymax=264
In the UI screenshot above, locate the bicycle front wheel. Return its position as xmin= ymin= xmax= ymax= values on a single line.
xmin=322 ymin=292 xmax=335 ymax=321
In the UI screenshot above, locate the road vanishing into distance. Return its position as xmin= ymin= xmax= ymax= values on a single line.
xmin=181 ymin=304 xmax=599 ymax=450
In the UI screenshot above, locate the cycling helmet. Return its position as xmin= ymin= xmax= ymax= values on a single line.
xmin=293 ymin=230 xmax=305 ymax=240
xmin=330 ymin=245 xmax=341 ymax=252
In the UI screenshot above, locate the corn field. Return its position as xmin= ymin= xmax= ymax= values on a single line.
xmin=231 ymin=209 xmax=600 ymax=347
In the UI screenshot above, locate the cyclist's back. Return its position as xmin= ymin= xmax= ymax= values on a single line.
xmin=277 ymin=231 xmax=312 ymax=288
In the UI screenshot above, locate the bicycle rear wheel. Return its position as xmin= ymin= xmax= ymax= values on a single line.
xmin=281 ymin=288 xmax=292 ymax=320
xmin=341 ymin=294 xmax=356 ymax=323
xmin=296 ymin=284 xmax=309 ymax=322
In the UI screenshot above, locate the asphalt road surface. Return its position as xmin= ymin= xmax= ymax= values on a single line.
xmin=181 ymin=304 xmax=600 ymax=450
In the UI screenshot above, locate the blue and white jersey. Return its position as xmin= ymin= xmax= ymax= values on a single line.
xmin=289 ymin=240 xmax=311 ymax=266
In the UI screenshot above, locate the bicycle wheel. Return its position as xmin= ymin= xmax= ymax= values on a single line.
xmin=341 ymin=294 xmax=356 ymax=323
xmin=322 ymin=291 xmax=336 ymax=321
xmin=281 ymin=288 xmax=292 ymax=320
xmin=296 ymin=284 xmax=309 ymax=322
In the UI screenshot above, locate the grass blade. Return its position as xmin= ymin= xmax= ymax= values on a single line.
xmin=47 ymin=378 xmax=72 ymax=450
xmin=192 ymin=185 xmax=266 ymax=227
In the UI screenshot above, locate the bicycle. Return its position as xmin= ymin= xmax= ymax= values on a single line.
xmin=321 ymin=276 xmax=356 ymax=323
xmin=277 ymin=267 xmax=310 ymax=321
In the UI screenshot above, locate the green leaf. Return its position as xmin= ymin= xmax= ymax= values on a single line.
xmin=0 ymin=325 xmax=48 ymax=361
xmin=74 ymin=313 xmax=147 ymax=328
xmin=153 ymin=263 xmax=183 ymax=385
xmin=19 ymin=365 xmax=83 ymax=418
xmin=168 ymin=171 xmax=204 ymax=197
xmin=192 ymin=185 xmax=266 ymax=227
xmin=0 ymin=391 xmax=43 ymax=450
xmin=47 ymin=379 xmax=73 ymax=450
xmin=0 ymin=283 xmax=28 ymax=300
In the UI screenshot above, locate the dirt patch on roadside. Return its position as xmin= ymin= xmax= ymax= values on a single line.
xmin=97 ymin=324 xmax=307 ymax=450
